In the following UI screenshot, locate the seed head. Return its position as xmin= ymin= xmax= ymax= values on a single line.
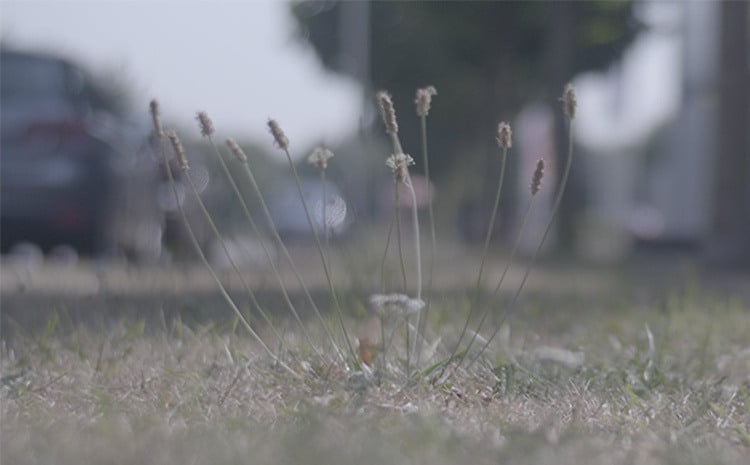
xmin=149 ymin=99 xmax=164 ymax=140
xmin=226 ymin=138 xmax=247 ymax=162
xmin=385 ymin=153 xmax=414 ymax=184
xmin=307 ymin=147 xmax=334 ymax=170
xmin=561 ymin=83 xmax=577 ymax=120
xmin=531 ymin=159 xmax=544 ymax=195
xmin=267 ymin=119 xmax=289 ymax=150
xmin=196 ymin=111 xmax=215 ymax=137
xmin=167 ymin=130 xmax=189 ymax=170
xmin=497 ymin=122 xmax=512 ymax=150
xmin=415 ymin=85 xmax=437 ymax=117
xmin=376 ymin=91 xmax=398 ymax=135
xmin=369 ymin=293 xmax=425 ymax=319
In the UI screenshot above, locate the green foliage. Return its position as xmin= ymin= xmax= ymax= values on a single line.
xmin=292 ymin=1 xmax=641 ymax=184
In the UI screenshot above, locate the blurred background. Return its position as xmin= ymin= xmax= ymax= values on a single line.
xmin=1 ymin=0 xmax=748 ymax=268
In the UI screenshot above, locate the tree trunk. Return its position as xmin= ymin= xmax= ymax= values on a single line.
xmin=545 ymin=1 xmax=578 ymax=254
xmin=707 ymin=0 xmax=750 ymax=267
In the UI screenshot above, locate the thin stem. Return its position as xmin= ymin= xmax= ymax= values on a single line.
xmin=491 ymin=199 xmax=534 ymax=297
xmin=205 ymin=138 xmax=330 ymax=361
xmin=415 ymin=115 xmax=436 ymax=367
xmin=380 ymin=210 xmax=397 ymax=293
xmin=455 ymin=194 xmax=535 ymax=372
xmin=156 ymin=139 xmax=298 ymax=379
xmin=405 ymin=312 xmax=411 ymax=375
xmin=238 ymin=161 xmax=345 ymax=363
xmin=181 ymin=167 xmax=300 ymax=360
xmin=394 ymin=184 xmax=408 ymax=292
xmin=387 ymin=132 xmax=422 ymax=298
xmin=404 ymin=174 xmax=422 ymax=300
xmin=385 ymin=125 xmax=423 ymax=374
xmin=470 ymin=119 xmax=576 ymax=366
xmin=379 ymin=315 xmax=387 ymax=374
xmin=321 ymin=169 xmax=330 ymax=270
xmin=403 ymin=174 xmax=422 ymax=362
xmin=439 ymin=146 xmax=508 ymax=378
xmin=282 ymin=147 xmax=358 ymax=365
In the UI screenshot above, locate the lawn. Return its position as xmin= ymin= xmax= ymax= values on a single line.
xmin=2 ymin=255 xmax=749 ymax=465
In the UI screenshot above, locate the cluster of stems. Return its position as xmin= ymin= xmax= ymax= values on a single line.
xmin=148 ymin=81 xmax=576 ymax=382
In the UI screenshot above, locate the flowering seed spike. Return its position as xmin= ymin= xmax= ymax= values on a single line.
xmin=167 ymin=130 xmax=189 ymax=170
xmin=531 ymin=159 xmax=544 ymax=195
xmin=307 ymin=147 xmax=334 ymax=170
xmin=385 ymin=153 xmax=415 ymax=184
xmin=415 ymin=85 xmax=437 ymax=117
xmin=226 ymin=138 xmax=247 ymax=162
xmin=376 ymin=91 xmax=398 ymax=135
xmin=562 ymin=83 xmax=577 ymax=120
xmin=497 ymin=122 xmax=512 ymax=150
xmin=196 ymin=111 xmax=215 ymax=137
xmin=267 ymin=119 xmax=289 ymax=150
xmin=149 ymin=99 xmax=164 ymax=140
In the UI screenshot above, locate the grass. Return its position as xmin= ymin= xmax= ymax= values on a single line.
xmin=3 ymin=85 xmax=748 ymax=464
xmin=2 ymin=273 xmax=749 ymax=464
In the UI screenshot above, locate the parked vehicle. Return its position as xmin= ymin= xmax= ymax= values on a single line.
xmin=266 ymin=177 xmax=352 ymax=240
xmin=1 ymin=49 xmax=164 ymax=260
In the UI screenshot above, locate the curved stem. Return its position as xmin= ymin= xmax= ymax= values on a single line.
xmin=206 ymin=137 xmax=329 ymax=361
xmin=238 ymin=162 xmax=345 ymax=363
xmin=321 ymin=169 xmax=330 ymax=271
xmin=283 ymin=148 xmax=358 ymax=365
xmin=157 ymin=139 xmax=298 ymax=379
xmin=404 ymin=175 xmax=422 ymax=300
xmin=182 ymin=171 xmax=297 ymax=359
xmin=380 ymin=210 xmax=397 ymax=293
xmin=440 ymin=147 xmax=508 ymax=378
xmin=456 ymin=194 xmax=535 ymax=371
xmin=394 ymin=183 xmax=408 ymax=292
xmin=416 ymin=115 xmax=435 ymax=367
xmin=470 ymin=119 xmax=575 ymax=367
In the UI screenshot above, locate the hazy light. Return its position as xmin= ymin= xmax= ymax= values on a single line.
xmin=1 ymin=1 xmax=363 ymax=152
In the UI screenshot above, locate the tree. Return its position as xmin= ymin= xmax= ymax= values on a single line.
xmin=292 ymin=1 xmax=641 ymax=245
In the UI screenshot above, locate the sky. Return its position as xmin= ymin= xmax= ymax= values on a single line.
xmin=1 ymin=0 xmax=363 ymax=152
xmin=1 ymin=0 xmax=682 ymax=156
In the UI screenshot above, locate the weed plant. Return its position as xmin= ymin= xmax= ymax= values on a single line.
xmin=140 ymin=83 xmax=580 ymax=386
xmin=3 ymin=85 xmax=748 ymax=465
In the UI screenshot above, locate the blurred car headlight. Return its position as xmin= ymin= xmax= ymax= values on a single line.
xmin=40 ymin=157 xmax=84 ymax=186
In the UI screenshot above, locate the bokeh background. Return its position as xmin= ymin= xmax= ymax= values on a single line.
xmin=2 ymin=0 xmax=748 ymax=267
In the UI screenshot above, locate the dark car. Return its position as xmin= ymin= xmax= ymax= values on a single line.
xmin=1 ymin=50 xmax=164 ymax=260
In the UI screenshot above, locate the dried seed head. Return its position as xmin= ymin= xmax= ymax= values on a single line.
xmin=415 ymin=85 xmax=437 ymax=117
xmin=226 ymin=138 xmax=247 ymax=162
xmin=385 ymin=153 xmax=415 ymax=183
xmin=149 ymin=99 xmax=164 ymax=140
xmin=196 ymin=111 xmax=215 ymax=137
xmin=267 ymin=119 xmax=289 ymax=150
xmin=531 ymin=159 xmax=544 ymax=195
xmin=497 ymin=122 xmax=512 ymax=149
xmin=376 ymin=91 xmax=398 ymax=135
xmin=561 ymin=83 xmax=577 ymax=120
xmin=307 ymin=147 xmax=334 ymax=170
xmin=167 ymin=130 xmax=189 ymax=170
xmin=369 ymin=293 xmax=425 ymax=319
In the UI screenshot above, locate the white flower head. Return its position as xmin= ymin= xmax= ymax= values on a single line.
xmin=307 ymin=147 xmax=334 ymax=170
xmin=385 ymin=153 xmax=414 ymax=183
xmin=369 ymin=293 xmax=424 ymax=319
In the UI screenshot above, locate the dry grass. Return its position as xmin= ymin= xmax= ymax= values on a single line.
xmin=2 ymin=274 xmax=749 ymax=465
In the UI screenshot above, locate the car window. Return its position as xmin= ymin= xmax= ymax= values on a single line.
xmin=0 ymin=54 xmax=83 ymax=101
